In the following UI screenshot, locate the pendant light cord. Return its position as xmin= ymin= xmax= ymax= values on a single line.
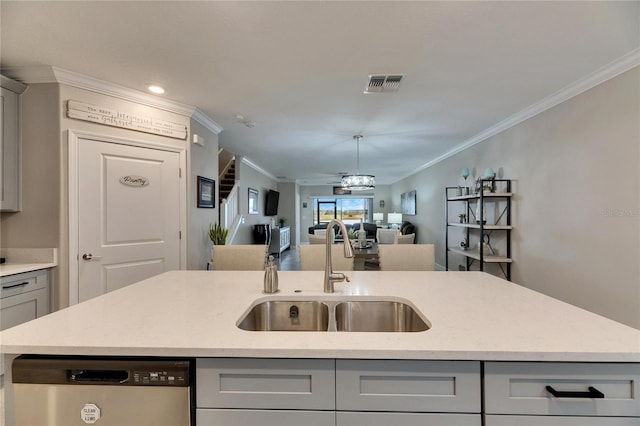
xmin=354 ymin=134 xmax=362 ymax=175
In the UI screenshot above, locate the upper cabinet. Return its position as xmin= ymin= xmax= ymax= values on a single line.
xmin=1 ymin=75 xmax=27 ymax=212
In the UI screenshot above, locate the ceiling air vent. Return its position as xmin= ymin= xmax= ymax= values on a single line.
xmin=364 ymin=74 xmax=404 ymax=93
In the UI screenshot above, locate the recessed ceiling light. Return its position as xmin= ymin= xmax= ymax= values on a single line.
xmin=148 ymin=85 xmax=165 ymax=94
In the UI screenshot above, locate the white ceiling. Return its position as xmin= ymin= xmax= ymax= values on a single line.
xmin=1 ymin=1 xmax=638 ymax=185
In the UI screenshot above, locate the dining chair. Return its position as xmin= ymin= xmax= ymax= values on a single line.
xmin=315 ymin=227 xmax=336 ymax=240
xmin=308 ymin=234 xmax=327 ymax=244
xmin=378 ymin=244 xmax=435 ymax=271
xmin=396 ymin=233 xmax=415 ymax=244
xmin=299 ymin=244 xmax=354 ymax=271
xmin=376 ymin=228 xmax=399 ymax=244
xmin=211 ymin=245 xmax=267 ymax=270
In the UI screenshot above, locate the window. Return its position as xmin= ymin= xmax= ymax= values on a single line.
xmin=313 ymin=198 xmax=372 ymax=225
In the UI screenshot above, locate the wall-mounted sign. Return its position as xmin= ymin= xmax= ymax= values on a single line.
xmin=67 ymin=100 xmax=187 ymax=140
xmin=120 ymin=175 xmax=149 ymax=187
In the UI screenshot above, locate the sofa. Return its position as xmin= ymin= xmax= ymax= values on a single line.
xmin=308 ymin=221 xmax=415 ymax=241
xmin=400 ymin=221 xmax=415 ymax=236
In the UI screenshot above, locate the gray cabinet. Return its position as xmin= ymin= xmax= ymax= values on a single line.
xmin=196 ymin=358 xmax=481 ymax=426
xmin=0 ymin=75 xmax=27 ymax=212
xmin=197 ymin=409 xmax=334 ymax=425
xmin=196 ymin=358 xmax=335 ymax=410
xmin=195 ymin=358 xmax=639 ymax=426
xmin=485 ymin=415 xmax=640 ymax=425
xmin=337 ymin=412 xmax=481 ymax=426
xmin=336 ymin=359 xmax=481 ymax=413
xmin=484 ymin=362 xmax=640 ymax=425
xmin=1 ymin=269 xmax=51 ymax=331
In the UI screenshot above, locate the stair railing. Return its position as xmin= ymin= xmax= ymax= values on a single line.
xmin=220 ymin=182 xmax=242 ymax=244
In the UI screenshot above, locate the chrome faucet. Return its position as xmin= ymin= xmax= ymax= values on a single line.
xmin=324 ymin=219 xmax=354 ymax=293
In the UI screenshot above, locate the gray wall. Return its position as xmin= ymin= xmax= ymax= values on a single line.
xmin=276 ymin=181 xmax=298 ymax=246
xmin=189 ymin=119 xmax=220 ymax=270
xmin=233 ymin=158 xmax=279 ymax=244
xmin=390 ymin=67 xmax=640 ymax=329
xmin=0 ymin=84 xmax=60 ymax=248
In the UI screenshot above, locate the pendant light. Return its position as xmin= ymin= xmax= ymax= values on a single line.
xmin=341 ymin=135 xmax=375 ymax=191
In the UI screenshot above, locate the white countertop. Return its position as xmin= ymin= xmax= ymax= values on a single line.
xmin=1 ymin=270 xmax=638 ymax=362
xmin=0 ymin=263 xmax=57 ymax=277
xmin=0 ymin=248 xmax=57 ymax=277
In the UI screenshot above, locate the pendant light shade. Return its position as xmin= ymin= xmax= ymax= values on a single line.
xmin=341 ymin=135 xmax=375 ymax=191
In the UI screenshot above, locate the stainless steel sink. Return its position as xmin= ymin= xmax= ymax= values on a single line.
xmin=237 ymin=300 xmax=329 ymax=331
xmin=238 ymin=298 xmax=429 ymax=332
xmin=335 ymin=300 xmax=429 ymax=332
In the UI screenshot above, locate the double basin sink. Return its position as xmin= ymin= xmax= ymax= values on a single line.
xmin=237 ymin=298 xmax=430 ymax=332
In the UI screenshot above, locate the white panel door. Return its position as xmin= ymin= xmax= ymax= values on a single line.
xmin=77 ymin=138 xmax=181 ymax=302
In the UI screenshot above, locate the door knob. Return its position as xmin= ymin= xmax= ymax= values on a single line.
xmin=82 ymin=253 xmax=102 ymax=260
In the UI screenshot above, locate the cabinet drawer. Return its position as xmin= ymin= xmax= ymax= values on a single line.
xmin=197 ymin=358 xmax=335 ymax=410
xmin=1 ymin=270 xmax=47 ymax=299
xmin=196 ymin=409 xmax=335 ymax=425
xmin=337 ymin=412 xmax=481 ymax=425
xmin=1 ymin=287 xmax=48 ymax=331
xmin=486 ymin=415 xmax=640 ymax=425
xmin=336 ymin=360 xmax=481 ymax=413
xmin=485 ymin=362 xmax=640 ymax=417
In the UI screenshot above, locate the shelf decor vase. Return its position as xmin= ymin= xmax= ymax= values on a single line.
xmin=475 ymin=203 xmax=487 ymax=225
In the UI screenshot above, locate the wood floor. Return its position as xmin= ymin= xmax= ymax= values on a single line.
xmin=274 ymin=247 xmax=301 ymax=271
xmin=274 ymin=246 xmax=379 ymax=271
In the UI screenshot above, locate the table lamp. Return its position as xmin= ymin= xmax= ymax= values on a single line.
xmin=388 ymin=212 xmax=403 ymax=229
xmin=373 ymin=212 xmax=384 ymax=225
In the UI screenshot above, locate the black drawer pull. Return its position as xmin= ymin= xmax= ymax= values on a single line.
xmin=546 ymin=385 xmax=605 ymax=399
xmin=2 ymin=281 xmax=29 ymax=290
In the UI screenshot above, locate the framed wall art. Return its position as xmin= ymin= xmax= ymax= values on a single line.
xmin=401 ymin=190 xmax=416 ymax=215
xmin=197 ymin=176 xmax=215 ymax=208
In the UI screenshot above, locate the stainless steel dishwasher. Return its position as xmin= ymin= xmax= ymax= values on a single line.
xmin=12 ymin=355 xmax=193 ymax=426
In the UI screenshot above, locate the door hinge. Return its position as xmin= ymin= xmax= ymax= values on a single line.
xmin=179 ymin=230 xmax=182 ymax=239
xmin=179 ymin=168 xmax=182 ymax=178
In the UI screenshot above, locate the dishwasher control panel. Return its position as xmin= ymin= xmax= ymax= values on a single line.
xmin=13 ymin=356 xmax=191 ymax=387
xmin=132 ymin=368 xmax=188 ymax=386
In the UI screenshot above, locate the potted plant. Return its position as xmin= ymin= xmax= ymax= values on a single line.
xmin=208 ymin=223 xmax=228 ymax=245
xmin=278 ymin=217 xmax=287 ymax=228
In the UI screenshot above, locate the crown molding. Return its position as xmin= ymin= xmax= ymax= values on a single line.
xmin=396 ymin=48 xmax=640 ymax=182
xmin=240 ymin=157 xmax=279 ymax=181
xmin=192 ymin=107 xmax=223 ymax=134
xmin=0 ymin=75 xmax=27 ymax=94
xmin=1 ymin=66 xmax=222 ymax=133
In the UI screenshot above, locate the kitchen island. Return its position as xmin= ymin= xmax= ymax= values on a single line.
xmin=1 ymin=270 xmax=639 ymax=425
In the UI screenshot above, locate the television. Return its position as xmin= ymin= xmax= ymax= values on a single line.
xmin=265 ymin=189 xmax=279 ymax=216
